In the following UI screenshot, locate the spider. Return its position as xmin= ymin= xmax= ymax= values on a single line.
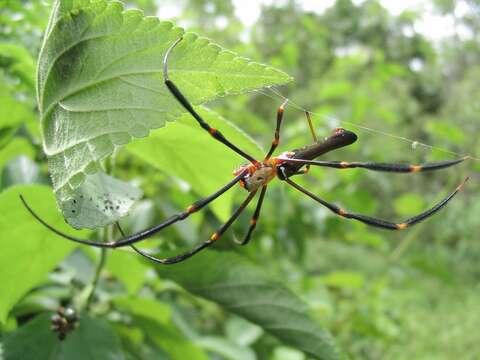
xmin=21 ymin=37 xmax=469 ymax=265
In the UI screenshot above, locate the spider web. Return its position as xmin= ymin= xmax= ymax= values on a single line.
xmin=256 ymin=86 xmax=480 ymax=162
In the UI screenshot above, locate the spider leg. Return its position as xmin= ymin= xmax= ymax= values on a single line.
xmin=164 ymin=38 xmax=258 ymax=165
xmin=115 ymin=222 xmax=143 ymax=255
xmin=235 ymin=185 xmax=268 ymax=246
xmin=129 ymin=190 xmax=258 ymax=264
xmin=281 ymin=168 xmax=469 ymax=230
xmin=305 ymin=111 xmax=318 ymax=142
xmin=19 ymin=170 xmax=247 ymax=248
xmin=265 ymin=99 xmax=288 ymax=160
xmin=279 ymin=156 xmax=469 ymax=173
xmin=291 ymin=166 xmax=310 ymax=176
xmin=279 ymin=111 xmax=317 ymax=174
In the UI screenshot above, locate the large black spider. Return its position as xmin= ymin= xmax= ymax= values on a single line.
xmin=21 ymin=38 xmax=469 ymax=264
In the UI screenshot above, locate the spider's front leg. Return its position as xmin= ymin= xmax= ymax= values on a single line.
xmin=278 ymin=156 xmax=470 ymax=173
xmin=163 ymin=37 xmax=258 ymax=164
xmin=20 ymin=170 xmax=247 ymax=249
xmin=264 ymin=99 xmax=288 ymax=160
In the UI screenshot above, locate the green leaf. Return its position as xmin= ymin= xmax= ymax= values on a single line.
xmin=137 ymin=317 xmax=209 ymax=360
xmin=393 ymin=193 xmax=426 ymax=217
xmin=1 ymin=156 xmax=41 ymax=189
xmin=225 ymin=316 xmax=263 ymax=346
xmin=38 ymin=0 xmax=291 ymax=225
xmin=0 ymin=185 xmax=88 ymax=323
xmin=319 ymin=81 xmax=353 ymax=100
xmin=425 ymin=120 xmax=465 ymax=145
xmin=0 ymin=137 xmax=35 ymax=172
xmin=2 ymin=312 xmax=125 ymax=360
xmin=272 ymin=347 xmax=305 ymax=360
xmin=0 ymin=73 xmax=36 ymax=129
xmin=106 ymin=250 xmax=149 ymax=294
xmin=320 ymin=271 xmax=365 ymax=290
xmin=196 ymin=336 xmax=256 ymax=360
xmin=0 ymin=127 xmax=18 ymax=149
xmin=114 ymin=296 xmax=171 ymax=325
xmin=114 ymin=296 xmax=208 ymax=360
xmin=157 ymin=251 xmax=341 ymax=360
xmin=127 ymin=107 xmax=263 ymax=221
xmin=0 ymin=43 xmax=36 ymax=89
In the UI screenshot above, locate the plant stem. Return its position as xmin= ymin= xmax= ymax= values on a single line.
xmin=85 ymin=215 xmax=112 ymax=310
xmin=86 ymin=248 xmax=107 ymax=310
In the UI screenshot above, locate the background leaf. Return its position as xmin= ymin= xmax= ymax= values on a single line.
xmin=1 ymin=156 xmax=42 ymax=189
xmin=106 ymin=250 xmax=150 ymax=294
xmin=2 ymin=312 xmax=124 ymax=360
xmin=196 ymin=336 xmax=256 ymax=360
xmin=0 ymin=138 xmax=36 ymax=177
xmin=0 ymin=74 xmax=36 ymax=129
xmin=157 ymin=251 xmax=341 ymax=360
xmin=0 ymin=185 xmax=87 ymax=323
xmin=114 ymin=296 xmax=209 ymax=360
xmin=393 ymin=193 xmax=426 ymax=217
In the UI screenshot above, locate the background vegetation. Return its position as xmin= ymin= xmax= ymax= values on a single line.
xmin=0 ymin=0 xmax=479 ymax=359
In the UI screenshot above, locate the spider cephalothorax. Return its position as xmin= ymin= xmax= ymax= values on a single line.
xmin=234 ymin=127 xmax=358 ymax=189
xmin=234 ymin=157 xmax=284 ymax=191
xmin=21 ymin=37 xmax=469 ymax=265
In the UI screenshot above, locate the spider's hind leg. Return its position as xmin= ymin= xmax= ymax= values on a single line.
xmin=282 ymin=166 xmax=469 ymax=231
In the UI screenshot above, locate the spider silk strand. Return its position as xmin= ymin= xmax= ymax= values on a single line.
xmin=254 ymin=86 xmax=480 ymax=162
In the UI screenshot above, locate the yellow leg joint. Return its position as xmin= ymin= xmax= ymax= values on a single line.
xmin=396 ymin=223 xmax=408 ymax=230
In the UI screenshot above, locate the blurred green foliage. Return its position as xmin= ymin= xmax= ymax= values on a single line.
xmin=0 ymin=0 xmax=479 ymax=359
